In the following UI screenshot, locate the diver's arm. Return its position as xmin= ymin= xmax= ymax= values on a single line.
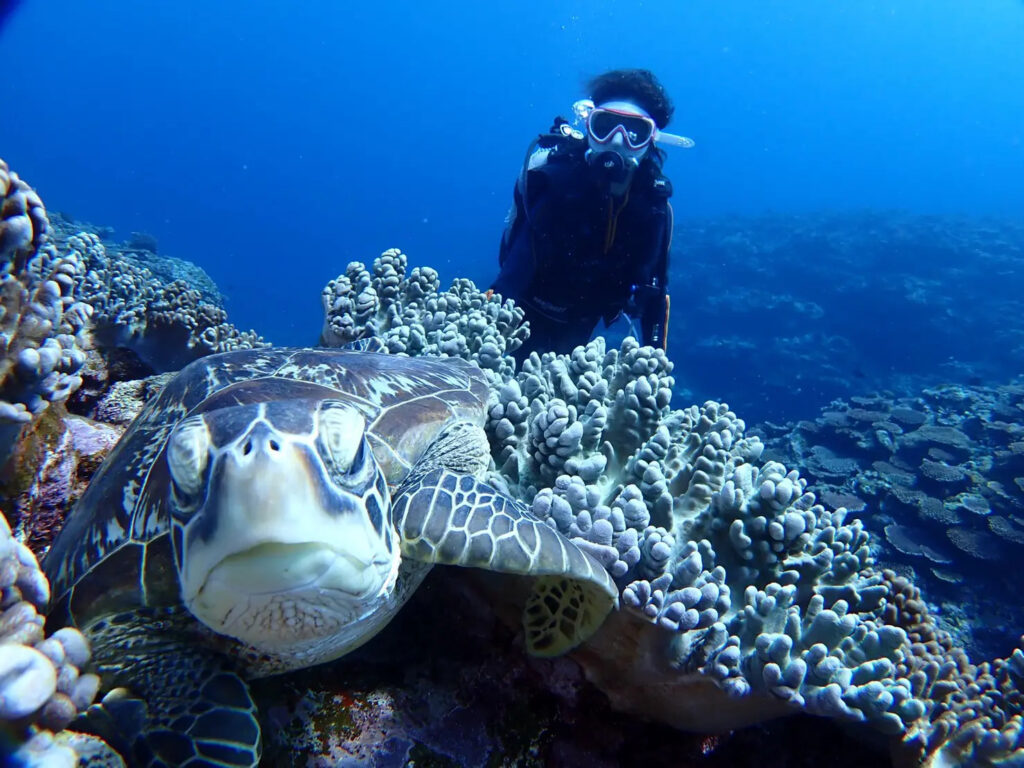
xmin=492 ymin=231 xmax=535 ymax=301
xmin=498 ymin=181 xmax=525 ymax=268
xmin=493 ymin=162 xmax=553 ymax=299
xmin=638 ymin=282 xmax=668 ymax=349
xmin=638 ymin=201 xmax=672 ymax=350
xmin=493 ymin=179 xmax=538 ymax=300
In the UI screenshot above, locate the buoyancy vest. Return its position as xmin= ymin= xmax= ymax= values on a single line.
xmin=505 ymin=134 xmax=673 ymax=326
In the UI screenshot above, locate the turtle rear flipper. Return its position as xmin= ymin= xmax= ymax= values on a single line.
xmin=393 ymin=465 xmax=618 ymax=656
xmin=82 ymin=609 xmax=261 ymax=767
xmin=523 ymin=574 xmax=614 ymax=657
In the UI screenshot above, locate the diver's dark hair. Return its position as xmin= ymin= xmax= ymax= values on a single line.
xmin=587 ymin=69 xmax=674 ymax=129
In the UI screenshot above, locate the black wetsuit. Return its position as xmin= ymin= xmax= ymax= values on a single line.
xmin=492 ymin=132 xmax=673 ymax=360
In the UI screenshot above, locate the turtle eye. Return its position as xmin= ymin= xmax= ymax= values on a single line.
xmin=167 ymin=415 xmax=211 ymax=499
xmin=317 ymin=402 xmax=366 ymax=475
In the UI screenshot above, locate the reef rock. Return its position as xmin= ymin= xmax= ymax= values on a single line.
xmin=0 ymin=405 xmax=122 ymax=557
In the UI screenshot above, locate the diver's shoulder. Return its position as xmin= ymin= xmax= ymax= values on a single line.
xmin=530 ymin=133 xmax=587 ymax=172
xmin=650 ymin=173 xmax=673 ymax=198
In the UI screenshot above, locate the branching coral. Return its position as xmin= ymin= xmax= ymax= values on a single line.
xmin=487 ymin=336 xmax=921 ymax=735
xmin=0 ymin=159 xmax=90 ymax=461
xmin=881 ymin=571 xmax=1024 ymax=766
xmin=320 ymin=248 xmax=528 ymax=379
xmin=66 ymin=231 xmax=266 ymax=371
xmin=1 ymin=513 xmax=101 ymax=764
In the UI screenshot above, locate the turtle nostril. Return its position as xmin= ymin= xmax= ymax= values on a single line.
xmin=243 ymin=441 xmax=253 ymax=456
xmin=269 ymin=440 xmax=281 ymax=452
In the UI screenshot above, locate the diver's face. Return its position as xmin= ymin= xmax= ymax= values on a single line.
xmin=588 ymin=130 xmax=650 ymax=166
xmin=586 ymin=100 xmax=654 ymax=168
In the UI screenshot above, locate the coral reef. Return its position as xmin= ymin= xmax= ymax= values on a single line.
xmin=485 ymin=338 xmax=922 ymax=734
xmin=2 ymin=159 xmax=251 ymax=463
xmin=1 ymin=513 xmax=100 ymax=765
xmin=881 ymin=570 xmax=1024 ymax=768
xmin=49 ymin=212 xmax=226 ymax=308
xmin=758 ymin=382 xmax=1024 ymax=660
xmin=321 ymin=248 xmax=528 ymax=380
xmin=66 ymin=230 xmax=266 ymax=372
xmin=254 ymin=564 xmax=892 ymax=767
xmin=0 ymin=159 xmax=91 ymax=462
xmin=3 ymin=224 xmax=1021 ymax=766
xmin=320 ymin=257 xmax=1024 ymax=765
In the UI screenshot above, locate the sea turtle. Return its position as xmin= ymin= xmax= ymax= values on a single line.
xmin=43 ymin=344 xmax=617 ymax=767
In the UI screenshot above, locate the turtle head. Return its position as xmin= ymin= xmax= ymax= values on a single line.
xmin=166 ymin=398 xmax=401 ymax=662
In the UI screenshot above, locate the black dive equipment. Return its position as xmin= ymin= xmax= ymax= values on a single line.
xmin=585 ymin=149 xmax=633 ymax=185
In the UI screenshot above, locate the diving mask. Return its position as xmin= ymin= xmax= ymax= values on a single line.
xmin=572 ymin=99 xmax=695 ymax=150
xmin=588 ymin=107 xmax=657 ymax=150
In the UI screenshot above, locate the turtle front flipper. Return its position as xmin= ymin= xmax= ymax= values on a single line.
xmin=80 ymin=608 xmax=261 ymax=767
xmin=393 ymin=466 xmax=619 ymax=657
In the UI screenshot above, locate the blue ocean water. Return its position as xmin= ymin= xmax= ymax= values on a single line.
xmin=2 ymin=0 xmax=1023 ymax=423
xmin=5 ymin=6 xmax=1024 ymax=762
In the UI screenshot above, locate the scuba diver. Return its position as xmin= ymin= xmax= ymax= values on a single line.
xmin=491 ymin=68 xmax=693 ymax=360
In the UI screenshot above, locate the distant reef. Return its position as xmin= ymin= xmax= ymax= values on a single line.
xmin=670 ymin=210 xmax=1024 ymax=424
